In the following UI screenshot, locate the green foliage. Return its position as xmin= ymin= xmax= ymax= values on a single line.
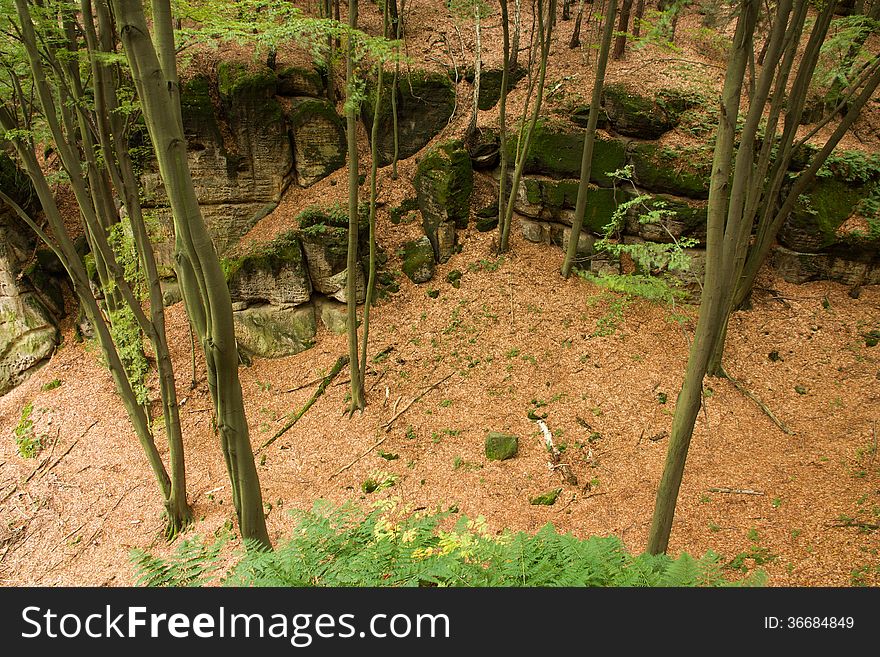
xmin=108 ymin=307 xmax=150 ymax=406
xmin=814 ymin=14 xmax=880 ymax=103
xmin=583 ymin=168 xmax=698 ymax=304
xmin=130 ymin=535 xmax=226 ymax=587
xmin=41 ymin=378 xmax=62 ymax=391
xmin=817 ymin=150 xmax=880 ymax=184
xmin=108 ymin=220 xmax=146 ymax=299
xmin=13 ymin=401 xmax=43 ymax=458
xmin=131 ymin=501 xmax=766 ymax=587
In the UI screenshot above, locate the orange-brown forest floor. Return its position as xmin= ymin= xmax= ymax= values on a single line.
xmin=1 ymin=3 xmax=879 ymax=587
xmin=1 ymin=226 xmax=879 ymax=587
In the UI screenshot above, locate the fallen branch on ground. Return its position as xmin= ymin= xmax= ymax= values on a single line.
xmin=537 ymin=419 xmax=578 ymax=485
xmin=261 ymin=355 xmax=349 ymax=451
xmin=328 ymin=434 xmax=389 ymax=480
xmin=721 ymin=369 xmax=795 ymax=435
xmin=381 ymin=371 xmax=455 ymax=433
xmin=709 ymin=487 xmax=764 ymax=495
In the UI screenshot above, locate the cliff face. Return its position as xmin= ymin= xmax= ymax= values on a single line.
xmin=0 ymin=156 xmax=59 ymax=395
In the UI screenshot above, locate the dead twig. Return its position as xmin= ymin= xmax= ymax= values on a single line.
xmin=829 ymin=520 xmax=878 ymax=531
xmin=722 ymin=370 xmax=795 ymax=435
xmin=709 ymin=487 xmax=765 ymax=495
xmin=38 ymin=422 xmax=91 ymax=480
xmin=537 ymin=419 xmax=578 ymax=485
xmin=381 ymin=371 xmax=455 ymax=433
xmin=261 ymin=355 xmax=348 ymax=451
xmin=329 ymin=435 xmax=390 ymax=480
xmin=83 ymin=485 xmax=139 ymax=547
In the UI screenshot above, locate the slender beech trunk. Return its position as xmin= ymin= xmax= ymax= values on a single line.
xmin=85 ymin=0 xmax=192 ymax=533
xmin=612 ymin=0 xmax=632 ymax=59
xmin=345 ymin=0 xmax=366 ymax=413
xmin=0 ymin=110 xmax=175 ymax=527
xmin=112 ymin=0 xmax=270 ymax=549
xmin=497 ymin=0 xmax=511 ymax=234
xmin=570 ymin=0 xmax=585 ymax=48
xmin=361 ymin=14 xmax=388 ymax=382
xmin=8 ymin=0 xmax=191 ymax=534
xmin=633 ymin=0 xmax=645 ymax=38
xmin=511 ymin=0 xmax=522 ymax=69
xmin=499 ymin=0 xmax=556 ymax=253
xmin=391 ymin=0 xmax=404 ymax=178
xmin=468 ymin=2 xmax=482 ymax=141
xmin=561 ymin=0 xmax=617 ymax=278
xmin=325 ymin=0 xmax=336 ymax=102
xmin=647 ymin=0 xmax=759 ymax=555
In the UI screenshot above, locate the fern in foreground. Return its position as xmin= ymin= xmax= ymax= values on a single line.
xmin=131 ymin=501 xmax=765 ymax=587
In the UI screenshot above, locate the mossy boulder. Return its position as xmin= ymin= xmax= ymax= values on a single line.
xmin=515 ymin=177 xmax=621 ymax=235
xmin=296 ymin=207 xmax=368 ymax=303
xmin=286 ymin=96 xmax=346 ymax=187
xmin=277 ymin=65 xmax=325 ymax=97
xmin=459 ymin=65 xmax=527 ymax=110
xmin=233 ymin=303 xmax=317 ymax=359
xmin=148 ymin=68 xmax=291 ymax=263
xmin=629 ymin=142 xmax=712 ymax=199
xmin=602 ymin=84 xmax=678 ymax=139
xmin=508 ymin=120 xmax=627 ymax=185
xmin=1 ymin=207 xmax=59 ymax=394
xmin=363 ymin=70 xmax=456 ymax=166
xmin=217 ymin=62 xmax=279 ymax=105
xmin=0 ymin=153 xmax=36 ymax=211
xmin=223 ymin=230 xmax=311 ymax=306
xmin=771 ymin=245 xmax=880 ymax=286
xmin=400 ymin=236 xmax=436 ymax=284
xmin=415 ymin=140 xmax=474 ymax=262
xmin=529 ymin=488 xmax=562 ymax=505
xmin=780 ymin=177 xmax=877 ymax=252
xmin=485 ymin=432 xmax=519 ymax=461
xmin=313 ymin=295 xmax=348 ymax=334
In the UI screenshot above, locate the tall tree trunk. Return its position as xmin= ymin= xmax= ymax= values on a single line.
xmin=613 ymin=0 xmax=632 ymax=59
xmin=633 ymin=0 xmax=645 ymax=37
xmin=345 ymin=0 xmax=366 ymax=413
xmin=561 ymin=0 xmax=617 ymax=278
xmin=468 ymin=2 xmax=482 ymax=141
xmin=570 ymin=0 xmax=585 ymax=48
xmin=112 ymin=0 xmax=270 ymax=549
xmin=511 ymin=0 xmax=522 ymax=69
xmin=497 ymin=0 xmax=511 ymax=235
xmin=391 ymin=0 xmax=404 ymax=178
xmin=499 ymin=0 xmax=557 ymax=252
xmin=646 ymin=0 xmax=759 ymax=555
xmin=85 ymin=0 xmax=191 ymax=534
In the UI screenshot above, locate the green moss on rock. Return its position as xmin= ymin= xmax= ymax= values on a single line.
xmin=415 ymin=140 xmax=474 ymax=261
xmin=223 ymin=230 xmax=311 ymax=306
xmin=400 ymin=236 xmax=436 ymax=284
xmin=363 ymin=70 xmax=455 ymax=166
xmin=629 ymin=142 xmax=712 ymax=199
xmin=529 ymin=488 xmax=562 ymax=505
xmin=286 ymin=97 xmax=346 ymax=186
xmin=602 ymin=84 xmax=677 ymax=139
xmin=782 ymin=177 xmax=874 ymax=252
xmin=485 ymin=432 xmax=518 ymax=461
xmin=217 ymin=62 xmax=278 ymax=99
xmin=509 ymin=119 xmax=627 ymax=184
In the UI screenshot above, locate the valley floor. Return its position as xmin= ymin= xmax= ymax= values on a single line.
xmin=1 ymin=227 xmax=879 ymax=587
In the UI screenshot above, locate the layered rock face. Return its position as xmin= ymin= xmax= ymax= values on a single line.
xmin=223 ymin=208 xmax=370 ymax=359
xmin=141 ymin=63 xmax=346 ymax=267
xmin=363 ymin=71 xmax=456 ymax=166
xmin=415 ymin=140 xmax=474 ymax=263
xmin=0 ymin=156 xmax=59 ymax=395
xmin=483 ymin=83 xmax=878 ymax=290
